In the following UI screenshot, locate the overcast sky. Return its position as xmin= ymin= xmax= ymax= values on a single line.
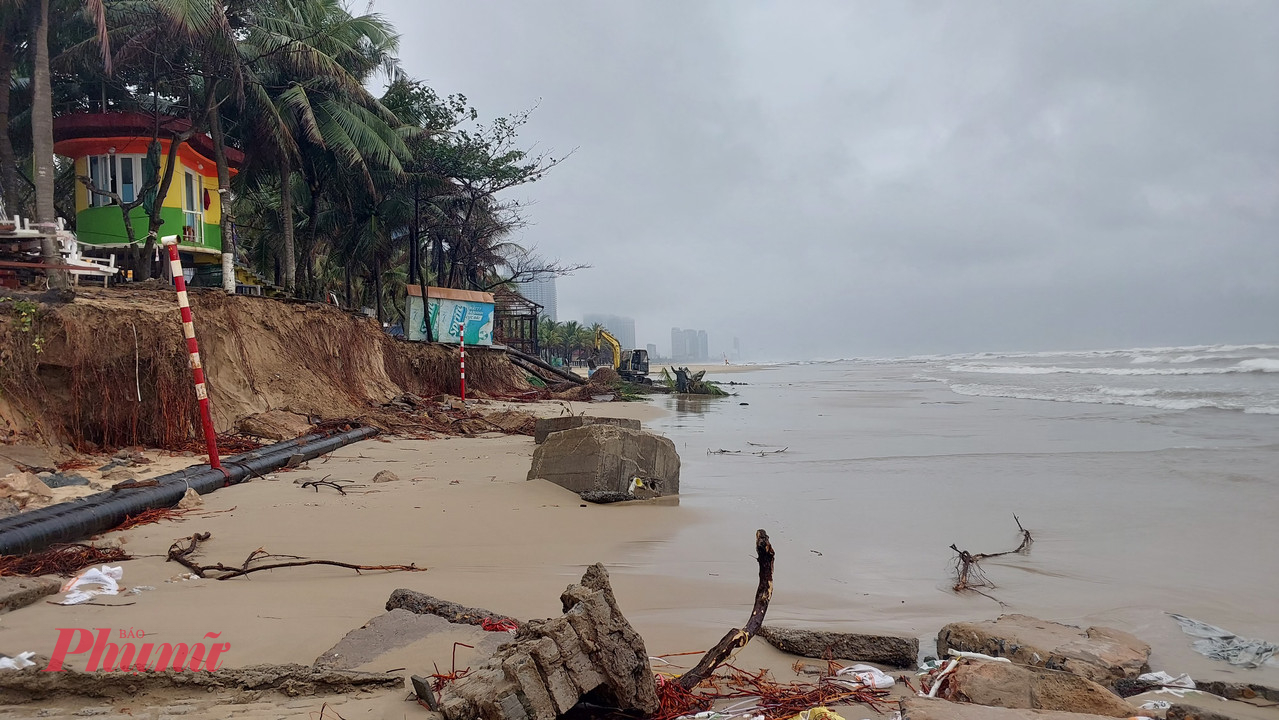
xmin=386 ymin=1 xmax=1278 ymax=360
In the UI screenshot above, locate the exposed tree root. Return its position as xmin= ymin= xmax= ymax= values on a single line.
xmin=950 ymin=514 xmax=1033 ymax=596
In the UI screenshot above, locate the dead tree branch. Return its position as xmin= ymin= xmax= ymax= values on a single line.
xmin=165 ymin=532 xmax=424 ymax=581
xmin=950 ymin=514 xmax=1033 ymax=592
xmin=676 ymin=529 xmax=775 ymax=690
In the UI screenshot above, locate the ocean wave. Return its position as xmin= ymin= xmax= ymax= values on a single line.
xmin=946 ymin=383 xmax=1270 ymax=414
xmin=949 ymin=360 xmax=1279 ymax=376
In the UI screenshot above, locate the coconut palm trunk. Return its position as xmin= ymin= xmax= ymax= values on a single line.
xmin=31 ymin=0 xmax=68 ymax=289
xmin=0 ymin=32 xmax=20 ymax=214
xmin=280 ymin=153 xmax=296 ymax=292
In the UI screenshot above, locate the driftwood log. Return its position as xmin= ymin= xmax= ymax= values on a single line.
xmin=676 ymin=529 xmax=775 ymax=690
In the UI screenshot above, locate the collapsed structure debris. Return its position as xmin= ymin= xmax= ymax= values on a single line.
xmin=424 ymin=564 xmax=659 ymax=720
xmin=165 ymin=532 xmax=424 ymax=581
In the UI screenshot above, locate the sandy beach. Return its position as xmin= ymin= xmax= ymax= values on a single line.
xmin=0 ymin=400 xmax=745 ymax=719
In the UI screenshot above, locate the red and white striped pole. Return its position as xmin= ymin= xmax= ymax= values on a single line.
xmin=458 ymin=322 xmax=466 ymax=402
xmin=162 ymin=236 xmax=223 ymax=472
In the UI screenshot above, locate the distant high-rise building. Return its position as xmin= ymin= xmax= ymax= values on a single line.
xmin=515 ymin=277 xmax=557 ymax=321
xmin=733 ymin=336 xmax=741 ymax=360
xmin=646 ymin=343 xmax=657 ymax=359
xmin=697 ymin=330 xmax=709 ymax=362
xmin=683 ymin=329 xmax=699 ymax=361
xmin=584 ymin=313 xmax=635 ymax=350
xmin=671 ymin=327 xmax=687 ymax=360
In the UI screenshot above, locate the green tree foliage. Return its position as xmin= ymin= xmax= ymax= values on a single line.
xmin=1 ymin=0 xmax=582 ymax=305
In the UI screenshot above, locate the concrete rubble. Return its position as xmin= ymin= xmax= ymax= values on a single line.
xmin=533 ymin=416 xmax=640 ymax=444
xmin=176 ymin=487 xmax=204 ymax=509
xmin=0 ymin=576 xmax=60 ymax=613
xmin=431 ymin=563 xmax=659 ymax=720
xmin=949 ymin=659 xmax=1137 ymax=717
xmin=387 ymin=588 xmax=521 ymax=628
xmin=0 ymin=663 xmax=403 ymax=703
xmin=527 ymin=424 xmax=680 ymax=496
xmin=0 ymin=472 xmax=53 ymax=508
xmin=937 ymin=614 xmax=1150 ymax=688
xmin=757 ymin=625 xmax=919 ymax=668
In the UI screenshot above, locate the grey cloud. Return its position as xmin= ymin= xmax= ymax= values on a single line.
xmin=390 ymin=0 xmax=1277 ymax=359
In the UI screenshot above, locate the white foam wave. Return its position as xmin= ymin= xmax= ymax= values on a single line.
xmin=949 ymin=360 xmax=1279 ymax=377
xmin=947 ymin=383 xmax=1268 ymax=413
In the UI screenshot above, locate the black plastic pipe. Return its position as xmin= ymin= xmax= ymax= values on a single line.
xmin=0 ymin=426 xmax=378 ymax=556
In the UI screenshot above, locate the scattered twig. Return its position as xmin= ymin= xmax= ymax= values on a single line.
xmin=111 ymin=506 xmax=191 ymax=532
xmin=708 ymin=447 xmax=788 ymax=456
xmin=0 ymin=543 xmax=132 ymax=577
xmin=300 ymin=476 xmax=365 ymax=495
xmin=165 ymin=532 xmax=424 ymax=581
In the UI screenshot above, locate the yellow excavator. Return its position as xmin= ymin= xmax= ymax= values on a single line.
xmin=593 ymin=328 xmax=651 ymax=384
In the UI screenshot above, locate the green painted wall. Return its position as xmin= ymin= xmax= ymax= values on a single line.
xmin=76 ymin=205 xmax=222 ymax=253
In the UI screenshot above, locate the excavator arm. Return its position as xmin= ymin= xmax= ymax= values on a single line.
xmin=594 ymin=328 xmax=622 ymax=369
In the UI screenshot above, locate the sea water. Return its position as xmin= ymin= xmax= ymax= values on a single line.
xmin=641 ymin=343 xmax=1279 ymax=679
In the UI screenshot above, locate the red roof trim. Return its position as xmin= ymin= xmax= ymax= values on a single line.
xmin=53 ymin=112 xmax=245 ymax=166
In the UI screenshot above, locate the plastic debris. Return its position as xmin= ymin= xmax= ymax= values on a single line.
xmin=58 ymin=565 xmax=123 ymax=605
xmin=1139 ymin=700 xmax=1172 ymax=710
xmin=946 ymin=649 xmax=1012 ymax=663
xmin=1168 ymin=613 xmax=1278 ymax=668
xmin=0 ymin=651 xmax=36 ymax=670
xmin=1136 ymin=671 xmax=1195 ymax=689
xmin=829 ymin=665 xmax=896 ymax=691
xmin=796 ymin=708 xmax=845 ymax=720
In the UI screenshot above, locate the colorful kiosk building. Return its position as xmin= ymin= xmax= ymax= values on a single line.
xmin=52 ymin=112 xmax=244 ymax=285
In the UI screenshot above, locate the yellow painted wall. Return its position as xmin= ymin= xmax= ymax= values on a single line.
xmin=73 ymin=154 xmax=221 ymax=226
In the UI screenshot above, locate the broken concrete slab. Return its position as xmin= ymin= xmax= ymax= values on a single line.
xmin=757 ymin=625 xmax=919 ymax=668
xmin=937 ymin=614 xmax=1150 ymax=687
xmin=0 ymin=576 xmax=60 ymax=613
xmin=434 ymin=564 xmax=659 ymax=720
xmin=315 ymin=609 xmax=507 ymax=670
xmin=951 ymin=659 xmax=1137 ymax=717
xmin=534 ymin=416 xmax=640 ymax=444
xmin=0 ymin=472 xmax=53 ymax=509
xmin=899 ymin=696 xmax=1131 ymax=719
xmin=386 ymin=588 xmax=521 ymax=628
xmin=0 ymin=664 xmax=402 ymax=703
xmin=527 ymin=424 xmax=679 ymax=496
xmin=1195 ymin=680 xmax=1279 ymax=705
xmin=42 ymin=472 xmax=89 ymax=489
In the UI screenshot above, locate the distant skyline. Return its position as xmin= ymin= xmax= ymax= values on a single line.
xmin=392 ymin=1 xmax=1279 ymax=359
